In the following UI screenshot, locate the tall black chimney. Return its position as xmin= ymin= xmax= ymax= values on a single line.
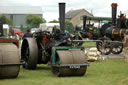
xmin=0 ymin=22 xmax=3 ymax=36
xmin=111 ymin=3 xmax=118 ymax=26
xmin=83 ymin=16 xmax=87 ymax=31
xmin=59 ymin=3 xmax=65 ymax=33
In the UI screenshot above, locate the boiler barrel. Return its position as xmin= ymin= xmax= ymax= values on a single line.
xmin=105 ymin=27 xmax=127 ymax=40
xmin=0 ymin=44 xmax=20 ymax=79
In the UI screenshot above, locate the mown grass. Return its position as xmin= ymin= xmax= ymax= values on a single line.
xmin=0 ymin=59 xmax=128 ymax=85
xmin=82 ymin=41 xmax=96 ymax=47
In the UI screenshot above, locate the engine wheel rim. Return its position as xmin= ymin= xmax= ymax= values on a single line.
xmin=96 ymin=38 xmax=112 ymax=55
xmin=24 ymin=47 xmax=29 ymax=63
xmin=72 ymin=36 xmax=83 ymax=46
xmin=111 ymin=43 xmax=123 ymax=54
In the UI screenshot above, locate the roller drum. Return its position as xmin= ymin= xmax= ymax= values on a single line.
xmin=0 ymin=44 xmax=20 ymax=79
xmin=52 ymin=49 xmax=88 ymax=76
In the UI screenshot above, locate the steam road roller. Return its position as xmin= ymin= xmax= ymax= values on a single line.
xmin=76 ymin=3 xmax=128 ymax=55
xmin=21 ymin=3 xmax=89 ymax=77
xmin=0 ymin=23 xmax=20 ymax=79
xmin=96 ymin=3 xmax=128 ymax=55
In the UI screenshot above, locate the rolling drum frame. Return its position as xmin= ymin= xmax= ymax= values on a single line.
xmin=51 ymin=47 xmax=89 ymax=77
xmin=0 ymin=64 xmax=21 ymax=66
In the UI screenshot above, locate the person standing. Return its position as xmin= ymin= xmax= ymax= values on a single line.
xmin=123 ymin=32 xmax=128 ymax=47
xmin=123 ymin=32 xmax=128 ymax=62
xmin=22 ymin=29 xmax=33 ymax=40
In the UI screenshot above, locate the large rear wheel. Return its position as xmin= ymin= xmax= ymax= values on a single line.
xmin=21 ymin=38 xmax=38 ymax=70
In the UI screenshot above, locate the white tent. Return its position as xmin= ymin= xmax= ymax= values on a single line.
xmin=40 ymin=23 xmax=60 ymax=32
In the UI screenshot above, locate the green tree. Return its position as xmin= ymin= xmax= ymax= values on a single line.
xmin=49 ymin=19 xmax=74 ymax=33
xmin=65 ymin=21 xmax=74 ymax=33
xmin=49 ymin=20 xmax=74 ymax=33
xmin=49 ymin=19 xmax=59 ymax=23
xmin=26 ymin=14 xmax=46 ymax=28
xmin=0 ymin=14 xmax=13 ymax=25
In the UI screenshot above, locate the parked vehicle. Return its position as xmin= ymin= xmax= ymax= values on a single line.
xmin=31 ymin=28 xmax=39 ymax=33
xmin=9 ymin=28 xmax=22 ymax=39
xmin=13 ymin=28 xmax=22 ymax=37
xmin=40 ymin=23 xmax=59 ymax=32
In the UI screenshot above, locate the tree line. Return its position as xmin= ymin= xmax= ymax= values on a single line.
xmin=0 ymin=14 xmax=74 ymax=33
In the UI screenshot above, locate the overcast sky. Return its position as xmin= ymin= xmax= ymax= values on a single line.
xmin=0 ymin=0 xmax=128 ymax=22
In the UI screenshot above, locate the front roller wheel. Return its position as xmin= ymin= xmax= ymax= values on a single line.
xmin=0 ymin=44 xmax=20 ymax=79
xmin=52 ymin=66 xmax=87 ymax=77
xmin=52 ymin=49 xmax=88 ymax=77
xmin=21 ymin=38 xmax=38 ymax=70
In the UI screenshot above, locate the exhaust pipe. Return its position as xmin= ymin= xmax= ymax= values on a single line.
xmin=59 ymin=3 xmax=65 ymax=33
xmin=0 ymin=22 xmax=3 ymax=36
xmin=111 ymin=3 xmax=118 ymax=26
xmin=83 ymin=16 xmax=87 ymax=31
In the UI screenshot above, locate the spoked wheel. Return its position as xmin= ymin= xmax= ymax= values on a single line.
xmin=111 ymin=42 xmax=123 ymax=54
xmin=21 ymin=38 xmax=38 ymax=69
xmin=52 ymin=49 xmax=88 ymax=77
xmin=72 ymin=36 xmax=83 ymax=46
xmin=96 ymin=37 xmax=112 ymax=55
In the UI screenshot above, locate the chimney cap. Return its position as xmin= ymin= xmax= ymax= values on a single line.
xmin=111 ymin=3 xmax=118 ymax=8
xmin=59 ymin=2 xmax=65 ymax=4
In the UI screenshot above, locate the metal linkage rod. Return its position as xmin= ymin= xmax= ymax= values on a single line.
xmin=71 ymin=40 xmax=123 ymax=43
xmin=106 ymin=40 xmax=123 ymax=43
xmin=71 ymin=40 xmax=101 ymax=42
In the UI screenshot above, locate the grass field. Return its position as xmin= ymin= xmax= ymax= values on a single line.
xmin=0 ymin=59 xmax=128 ymax=85
xmin=82 ymin=41 xmax=96 ymax=47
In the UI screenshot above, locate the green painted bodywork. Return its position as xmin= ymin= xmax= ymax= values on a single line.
xmin=87 ymin=17 xmax=112 ymax=21
xmin=81 ymin=16 xmax=112 ymax=21
xmin=88 ymin=26 xmax=100 ymax=33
